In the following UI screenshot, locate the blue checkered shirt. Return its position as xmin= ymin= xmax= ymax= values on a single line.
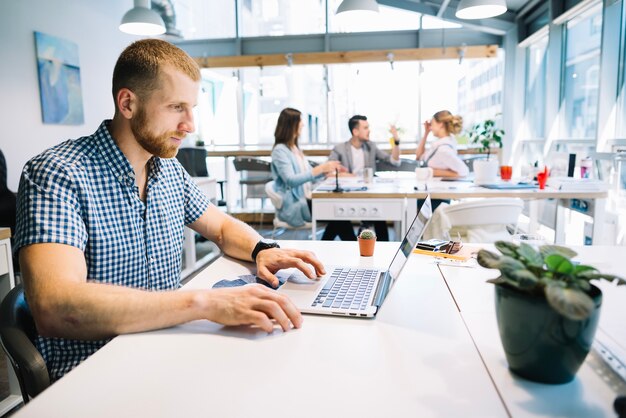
xmin=15 ymin=120 xmax=210 ymax=381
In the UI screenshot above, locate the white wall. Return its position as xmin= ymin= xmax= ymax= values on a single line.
xmin=0 ymin=0 xmax=144 ymax=190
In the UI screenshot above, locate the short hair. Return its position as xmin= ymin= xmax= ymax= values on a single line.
xmin=433 ymin=110 xmax=463 ymax=135
xmin=274 ymin=108 xmax=302 ymax=148
xmin=112 ymin=39 xmax=201 ymax=108
xmin=348 ymin=115 xmax=367 ymax=135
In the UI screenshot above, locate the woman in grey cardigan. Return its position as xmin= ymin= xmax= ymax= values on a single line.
xmin=270 ymin=108 xmax=348 ymax=229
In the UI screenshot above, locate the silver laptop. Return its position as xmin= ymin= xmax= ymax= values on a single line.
xmin=278 ymin=196 xmax=433 ymax=318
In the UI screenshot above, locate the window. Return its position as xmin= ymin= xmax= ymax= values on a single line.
xmin=618 ymin=0 xmax=626 ymax=137
xmin=197 ymin=69 xmax=240 ymax=145
xmin=173 ymin=0 xmax=236 ymax=40
xmin=562 ymin=3 xmax=603 ymax=139
xmin=524 ymin=35 xmax=548 ymax=139
xmin=238 ymin=0 xmax=325 ymax=36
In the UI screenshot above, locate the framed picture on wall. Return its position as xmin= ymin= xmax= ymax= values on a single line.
xmin=34 ymin=31 xmax=84 ymax=125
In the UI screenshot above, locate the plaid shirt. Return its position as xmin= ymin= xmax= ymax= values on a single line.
xmin=15 ymin=120 xmax=210 ymax=381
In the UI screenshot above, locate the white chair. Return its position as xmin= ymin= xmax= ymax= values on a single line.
xmin=427 ymin=198 xmax=524 ymax=243
xmin=264 ymin=181 xmax=313 ymax=239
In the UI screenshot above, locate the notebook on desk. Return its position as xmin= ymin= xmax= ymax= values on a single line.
xmin=277 ymin=196 xmax=433 ymax=318
xmin=480 ymin=183 xmax=537 ymax=190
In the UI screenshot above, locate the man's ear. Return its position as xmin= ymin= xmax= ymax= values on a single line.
xmin=116 ymin=88 xmax=137 ymax=119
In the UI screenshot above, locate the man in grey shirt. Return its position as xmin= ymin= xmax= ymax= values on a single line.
xmin=325 ymin=115 xmax=401 ymax=241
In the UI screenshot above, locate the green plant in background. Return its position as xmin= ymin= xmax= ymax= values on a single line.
xmin=467 ymin=118 xmax=504 ymax=160
xmin=358 ymin=229 xmax=376 ymax=240
xmin=477 ymin=241 xmax=625 ymax=320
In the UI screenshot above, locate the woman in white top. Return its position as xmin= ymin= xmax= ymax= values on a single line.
xmin=415 ymin=110 xmax=469 ymax=178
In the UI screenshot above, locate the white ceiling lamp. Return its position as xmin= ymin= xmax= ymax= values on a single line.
xmin=336 ymin=0 xmax=379 ymax=15
xmin=455 ymin=0 xmax=507 ymax=20
xmin=120 ymin=0 xmax=166 ymax=36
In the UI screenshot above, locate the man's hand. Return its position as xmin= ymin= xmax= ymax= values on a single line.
xmin=206 ymin=284 xmax=303 ymax=332
xmin=255 ymin=248 xmax=326 ymax=288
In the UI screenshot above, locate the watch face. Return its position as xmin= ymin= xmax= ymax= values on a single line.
xmin=260 ymin=239 xmax=277 ymax=246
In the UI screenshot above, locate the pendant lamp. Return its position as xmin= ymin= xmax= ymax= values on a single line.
xmin=120 ymin=0 xmax=166 ymax=36
xmin=455 ymin=0 xmax=507 ymax=20
xmin=336 ymin=0 xmax=379 ymax=14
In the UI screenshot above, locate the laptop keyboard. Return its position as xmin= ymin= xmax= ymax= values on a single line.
xmin=311 ymin=267 xmax=379 ymax=310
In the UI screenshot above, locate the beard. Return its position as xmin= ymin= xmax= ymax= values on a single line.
xmin=130 ymin=106 xmax=186 ymax=159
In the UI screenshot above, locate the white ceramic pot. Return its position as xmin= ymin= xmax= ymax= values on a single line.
xmin=473 ymin=159 xmax=499 ymax=185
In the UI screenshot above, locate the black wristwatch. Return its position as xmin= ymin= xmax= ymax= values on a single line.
xmin=394 ymin=139 xmax=400 ymax=146
xmin=251 ymin=239 xmax=280 ymax=261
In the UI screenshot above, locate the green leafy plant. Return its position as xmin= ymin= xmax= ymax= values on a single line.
xmin=477 ymin=241 xmax=625 ymax=320
xmin=358 ymin=229 xmax=376 ymax=240
xmin=467 ymin=118 xmax=504 ymax=160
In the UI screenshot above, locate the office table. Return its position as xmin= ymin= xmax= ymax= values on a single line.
xmin=14 ymin=241 xmax=625 ymax=417
xmin=15 ymin=241 xmax=507 ymax=417
xmin=438 ymin=244 xmax=626 ymax=417
xmin=311 ymin=176 xmax=609 ymax=243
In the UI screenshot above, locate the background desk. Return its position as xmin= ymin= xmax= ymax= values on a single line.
xmin=15 ymin=241 xmax=507 ymax=418
xmin=311 ymin=177 xmax=609 ymax=244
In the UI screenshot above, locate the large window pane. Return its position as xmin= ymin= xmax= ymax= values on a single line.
xmin=197 ymin=69 xmax=240 ymax=145
xmin=238 ymin=0 xmax=325 ymax=36
xmin=456 ymin=53 xmax=505 ymax=129
xmin=239 ymin=65 xmax=327 ymax=145
xmin=562 ymin=3 xmax=602 ymax=139
xmin=524 ymin=35 xmax=548 ymax=139
xmin=173 ymin=0 xmax=236 ymax=40
xmin=327 ymin=62 xmax=421 ymax=143
xmin=618 ymin=1 xmax=626 ymax=137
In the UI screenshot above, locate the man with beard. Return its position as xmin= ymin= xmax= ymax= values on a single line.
xmin=15 ymin=39 xmax=325 ymax=382
xmin=324 ymin=115 xmax=401 ymax=241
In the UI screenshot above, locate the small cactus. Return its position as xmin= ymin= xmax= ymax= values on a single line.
xmin=358 ymin=229 xmax=376 ymax=240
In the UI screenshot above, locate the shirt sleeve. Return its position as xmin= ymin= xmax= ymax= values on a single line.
xmin=271 ymin=147 xmax=317 ymax=188
xmin=14 ymin=156 xmax=88 ymax=252
xmin=374 ymin=143 xmax=401 ymax=166
xmin=430 ymin=147 xmax=470 ymax=177
xmin=183 ymin=169 xmax=211 ymax=226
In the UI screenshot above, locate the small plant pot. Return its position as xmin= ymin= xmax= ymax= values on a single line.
xmin=494 ymin=284 xmax=602 ymax=384
xmin=358 ymin=237 xmax=376 ymax=257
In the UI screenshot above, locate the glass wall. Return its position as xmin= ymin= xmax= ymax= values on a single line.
xmin=238 ymin=0 xmax=325 ymax=36
xmin=618 ymin=0 xmax=626 ymax=138
xmin=524 ymin=35 xmax=548 ymax=139
xmin=173 ymin=0 xmax=236 ymax=40
xmin=562 ymin=3 xmax=603 ymax=139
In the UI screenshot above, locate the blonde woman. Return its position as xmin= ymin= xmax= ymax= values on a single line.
xmin=415 ymin=110 xmax=469 ymax=178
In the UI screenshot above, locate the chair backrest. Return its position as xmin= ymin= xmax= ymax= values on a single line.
xmin=176 ymin=148 xmax=209 ymax=177
xmin=233 ymin=157 xmax=271 ymax=173
xmin=265 ymin=181 xmax=283 ymax=210
xmin=0 ymin=284 xmax=50 ymax=403
xmin=376 ymin=158 xmax=421 ymax=172
xmin=443 ymin=198 xmax=524 ymax=227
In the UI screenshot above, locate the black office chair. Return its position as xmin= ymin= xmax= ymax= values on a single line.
xmin=0 ymin=284 xmax=50 ymax=404
xmin=176 ymin=148 xmax=226 ymax=206
xmin=232 ymin=157 xmax=272 ymax=210
xmin=376 ymin=158 xmax=421 ymax=172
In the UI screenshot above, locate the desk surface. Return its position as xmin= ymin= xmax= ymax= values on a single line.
xmin=14 ymin=242 xmax=624 ymax=417
xmin=312 ymin=177 xmax=609 ymax=200
xmin=16 ymin=241 xmax=507 ymax=418
xmin=204 ymin=145 xmax=494 ymax=158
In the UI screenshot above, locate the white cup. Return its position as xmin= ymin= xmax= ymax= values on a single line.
xmin=415 ymin=167 xmax=433 ymax=182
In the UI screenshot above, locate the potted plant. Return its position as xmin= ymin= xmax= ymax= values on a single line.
xmin=467 ymin=118 xmax=504 ymax=184
xmin=477 ymin=241 xmax=625 ymax=384
xmin=358 ymin=229 xmax=376 ymax=257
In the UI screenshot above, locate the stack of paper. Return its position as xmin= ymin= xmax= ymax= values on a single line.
xmin=547 ymin=177 xmax=608 ymax=191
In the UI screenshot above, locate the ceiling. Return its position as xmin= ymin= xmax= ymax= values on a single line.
xmin=378 ymin=0 xmax=535 ymax=35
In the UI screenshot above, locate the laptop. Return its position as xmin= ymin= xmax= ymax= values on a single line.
xmin=277 ymin=195 xmax=433 ymax=318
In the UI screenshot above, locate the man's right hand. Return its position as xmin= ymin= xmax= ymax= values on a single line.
xmin=203 ymin=284 xmax=303 ymax=333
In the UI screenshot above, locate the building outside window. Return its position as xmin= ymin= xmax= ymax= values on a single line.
xmin=524 ymin=35 xmax=548 ymax=140
xmin=562 ymin=3 xmax=603 ymax=139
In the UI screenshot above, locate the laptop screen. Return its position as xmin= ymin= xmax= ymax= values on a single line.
xmin=387 ymin=196 xmax=433 ymax=284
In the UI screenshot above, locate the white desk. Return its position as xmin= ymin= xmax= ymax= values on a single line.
xmin=0 ymin=228 xmax=22 ymax=415
xmin=438 ymin=245 xmax=626 ymax=417
xmin=14 ymin=241 xmax=507 ymax=417
xmin=311 ymin=176 xmax=609 ymax=244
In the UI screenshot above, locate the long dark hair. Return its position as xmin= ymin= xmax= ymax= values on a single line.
xmin=274 ymin=108 xmax=302 ymax=149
